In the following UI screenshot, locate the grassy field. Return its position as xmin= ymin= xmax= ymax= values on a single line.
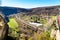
xmin=8 ymin=18 xmax=19 ymax=37
xmin=8 ymin=18 xmax=18 ymax=29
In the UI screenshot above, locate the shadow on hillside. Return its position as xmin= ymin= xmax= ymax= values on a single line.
xmin=5 ymin=36 xmax=16 ymax=40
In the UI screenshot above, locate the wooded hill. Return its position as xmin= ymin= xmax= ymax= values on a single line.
xmin=0 ymin=5 xmax=60 ymax=17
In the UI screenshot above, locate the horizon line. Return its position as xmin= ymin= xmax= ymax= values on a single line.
xmin=0 ymin=5 xmax=60 ymax=9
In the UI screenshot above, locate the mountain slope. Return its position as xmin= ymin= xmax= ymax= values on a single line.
xmin=0 ymin=6 xmax=29 ymax=16
xmin=0 ymin=5 xmax=60 ymax=17
xmin=27 ymin=6 xmax=60 ymax=16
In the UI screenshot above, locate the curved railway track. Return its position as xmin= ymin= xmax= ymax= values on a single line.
xmin=15 ymin=16 xmax=43 ymax=34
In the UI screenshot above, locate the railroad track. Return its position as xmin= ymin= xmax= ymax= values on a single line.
xmin=15 ymin=16 xmax=43 ymax=32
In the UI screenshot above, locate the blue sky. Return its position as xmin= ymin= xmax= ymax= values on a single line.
xmin=1 ymin=0 xmax=60 ymax=8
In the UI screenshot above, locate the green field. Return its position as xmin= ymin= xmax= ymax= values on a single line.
xmin=8 ymin=18 xmax=19 ymax=37
xmin=8 ymin=18 xmax=18 ymax=29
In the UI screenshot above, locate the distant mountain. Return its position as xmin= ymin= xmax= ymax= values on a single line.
xmin=0 ymin=5 xmax=60 ymax=17
xmin=0 ymin=6 xmax=29 ymax=16
xmin=27 ymin=5 xmax=60 ymax=16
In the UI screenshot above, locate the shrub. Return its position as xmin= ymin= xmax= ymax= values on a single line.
xmin=28 ymin=31 xmax=55 ymax=40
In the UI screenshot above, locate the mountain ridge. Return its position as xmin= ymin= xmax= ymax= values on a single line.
xmin=0 ymin=5 xmax=60 ymax=16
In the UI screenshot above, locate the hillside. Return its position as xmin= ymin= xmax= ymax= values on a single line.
xmin=0 ymin=14 xmax=8 ymax=40
xmin=27 ymin=6 xmax=60 ymax=16
xmin=0 ymin=5 xmax=60 ymax=17
xmin=0 ymin=6 xmax=29 ymax=16
xmin=0 ymin=6 xmax=60 ymax=40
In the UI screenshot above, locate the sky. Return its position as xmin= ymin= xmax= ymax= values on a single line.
xmin=1 ymin=0 xmax=60 ymax=8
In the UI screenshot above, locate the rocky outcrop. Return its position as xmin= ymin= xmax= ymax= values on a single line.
xmin=0 ymin=14 xmax=8 ymax=40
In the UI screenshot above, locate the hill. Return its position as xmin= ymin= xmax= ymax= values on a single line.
xmin=27 ymin=5 xmax=60 ymax=16
xmin=0 ymin=6 xmax=29 ymax=16
xmin=0 ymin=5 xmax=60 ymax=16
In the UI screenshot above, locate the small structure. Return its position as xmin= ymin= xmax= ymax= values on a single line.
xmin=29 ymin=22 xmax=43 ymax=27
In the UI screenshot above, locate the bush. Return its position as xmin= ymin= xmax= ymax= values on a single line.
xmin=28 ymin=31 xmax=55 ymax=40
xmin=40 ymin=18 xmax=47 ymax=24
